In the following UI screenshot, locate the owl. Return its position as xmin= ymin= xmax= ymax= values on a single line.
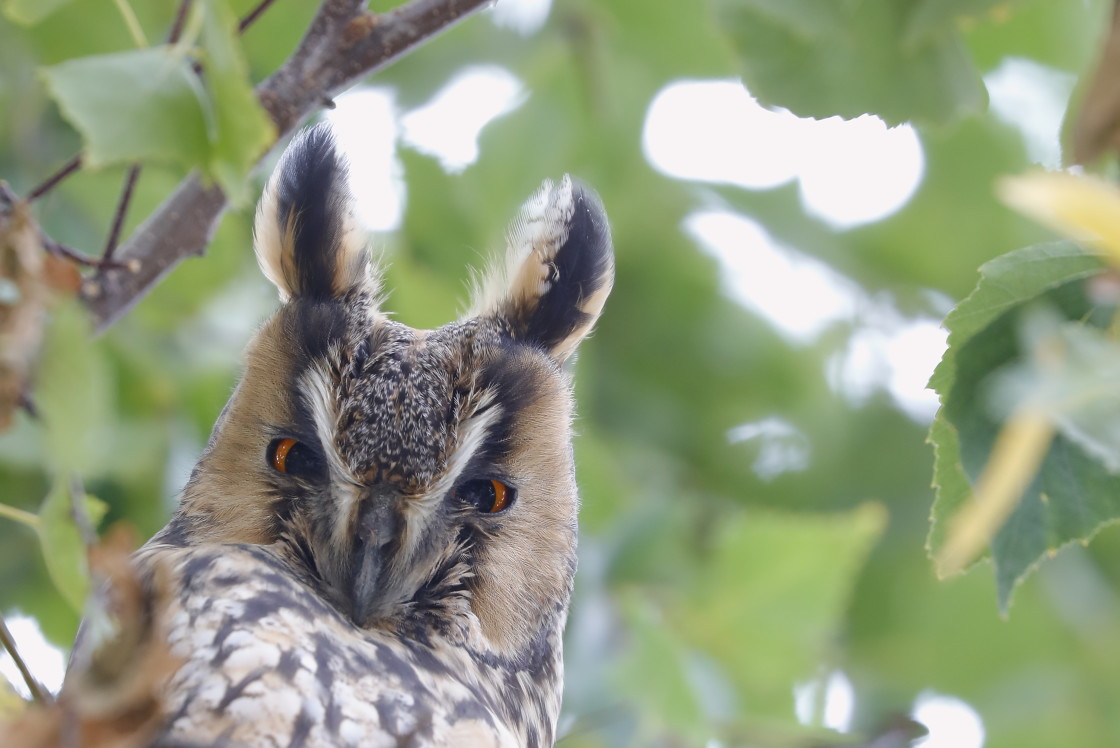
xmin=79 ymin=124 xmax=613 ymax=747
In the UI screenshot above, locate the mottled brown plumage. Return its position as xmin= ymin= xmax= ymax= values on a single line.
xmin=92 ymin=123 xmax=613 ymax=747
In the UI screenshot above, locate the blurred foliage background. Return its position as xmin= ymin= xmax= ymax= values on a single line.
xmin=3 ymin=0 xmax=1120 ymax=746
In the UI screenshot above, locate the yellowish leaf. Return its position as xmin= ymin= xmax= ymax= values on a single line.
xmin=936 ymin=408 xmax=1055 ymax=577
xmin=0 ymin=675 xmax=26 ymax=720
xmin=998 ymin=171 xmax=1120 ymax=269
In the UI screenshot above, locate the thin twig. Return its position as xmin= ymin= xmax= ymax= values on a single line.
xmin=1 ymin=183 xmax=123 ymax=272
xmin=26 ymin=156 xmax=82 ymax=202
xmin=43 ymin=236 xmax=129 ymax=271
xmin=0 ymin=612 xmax=52 ymax=704
xmin=239 ymin=0 xmax=280 ymax=33
xmin=102 ymin=164 xmax=142 ymax=261
xmin=187 ymin=0 xmax=278 ymax=77
xmin=167 ymin=0 xmax=195 ymax=44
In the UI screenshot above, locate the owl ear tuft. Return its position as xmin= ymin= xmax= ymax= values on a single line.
xmin=254 ymin=123 xmax=376 ymax=302
xmin=472 ymin=175 xmax=614 ymax=362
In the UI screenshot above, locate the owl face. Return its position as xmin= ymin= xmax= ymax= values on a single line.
xmin=167 ymin=124 xmax=613 ymax=660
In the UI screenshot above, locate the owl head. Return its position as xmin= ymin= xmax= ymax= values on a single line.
xmin=167 ymin=123 xmax=613 ymax=659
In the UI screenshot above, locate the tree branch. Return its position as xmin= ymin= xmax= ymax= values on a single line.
xmin=81 ymin=0 xmax=492 ymax=332
xmin=0 ymin=612 xmax=52 ymax=704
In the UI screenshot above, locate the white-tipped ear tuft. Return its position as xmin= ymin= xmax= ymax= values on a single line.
xmin=470 ymin=175 xmax=614 ymax=362
xmin=254 ymin=123 xmax=376 ymax=303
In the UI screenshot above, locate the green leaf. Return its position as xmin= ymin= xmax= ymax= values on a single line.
xmin=39 ymin=1 xmax=274 ymax=201
xmin=35 ymin=301 xmax=115 ymax=475
xmin=928 ymin=241 xmax=1106 ymax=396
xmin=926 ymin=412 xmax=972 ymax=558
xmin=2 ymin=0 xmax=74 ymax=26
xmin=41 ymin=46 xmax=210 ymax=170
xmin=36 ymin=478 xmax=105 ymax=613
xmin=1049 ymin=343 xmax=1120 ymax=471
xmin=712 ymin=0 xmax=987 ymax=125
xmin=615 ymin=593 xmax=708 ymax=739
xmin=671 ymin=503 xmax=886 ymax=718
xmin=590 ymin=0 xmax=738 ymax=81
xmin=905 ymin=0 xmax=1032 ymax=47
xmin=963 ymin=0 xmax=1104 ymax=74
xmin=725 ymin=0 xmax=850 ymax=38
xmin=927 ymin=241 xmax=1120 ymax=609
xmin=194 ymin=0 xmax=275 ymax=206
xmin=989 ymin=312 xmax=1120 ymax=473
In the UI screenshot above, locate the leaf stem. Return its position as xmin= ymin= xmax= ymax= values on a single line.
xmin=102 ymin=164 xmax=142 ymax=262
xmin=0 ymin=613 xmax=52 ymax=704
xmin=167 ymin=0 xmax=195 ymax=44
xmin=26 ymin=155 xmax=82 ymax=203
xmin=0 ymin=502 xmax=40 ymax=529
xmin=113 ymin=0 xmax=149 ymax=48
xmin=239 ymin=0 xmax=279 ymax=34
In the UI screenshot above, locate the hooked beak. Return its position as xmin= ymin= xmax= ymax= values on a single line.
xmin=349 ymin=490 xmax=399 ymax=626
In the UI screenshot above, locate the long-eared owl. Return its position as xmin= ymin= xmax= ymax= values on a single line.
xmin=86 ymin=123 xmax=613 ymax=747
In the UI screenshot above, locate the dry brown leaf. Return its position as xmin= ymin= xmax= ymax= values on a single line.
xmin=0 ymin=183 xmax=52 ymax=430
xmin=0 ymin=524 xmax=182 ymax=748
xmin=42 ymin=254 xmax=83 ymax=296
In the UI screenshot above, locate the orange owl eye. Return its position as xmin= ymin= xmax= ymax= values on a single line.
xmin=267 ymin=438 xmax=325 ymax=480
xmin=487 ymin=480 xmax=510 ymax=513
xmin=457 ymin=478 xmax=514 ymax=514
xmin=269 ymin=438 xmax=300 ymax=473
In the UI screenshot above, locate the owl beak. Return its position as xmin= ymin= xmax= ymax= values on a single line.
xmin=350 ymin=491 xmax=399 ymax=626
